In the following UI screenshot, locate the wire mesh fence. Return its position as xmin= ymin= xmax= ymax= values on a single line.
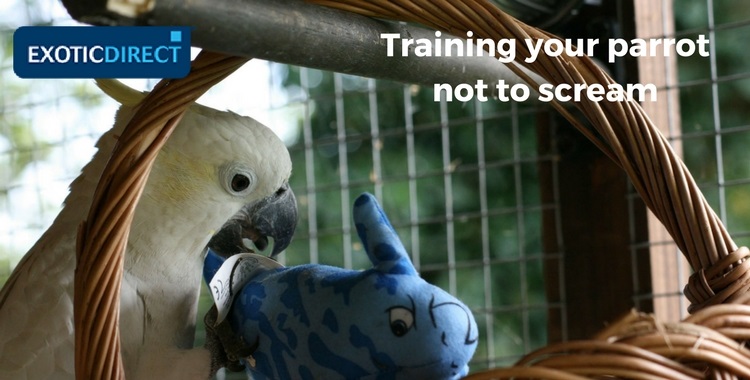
xmin=1 ymin=0 xmax=750 ymax=376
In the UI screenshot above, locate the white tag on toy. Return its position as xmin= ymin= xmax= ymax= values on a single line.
xmin=209 ymin=252 xmax=283 ymax=324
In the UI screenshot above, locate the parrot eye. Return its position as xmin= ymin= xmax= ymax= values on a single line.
xmin=388 ymin=306 xmax=415 ymax=337
xmin=220 ymin=163 xmax=257 ymax=197
xmin=231 ymin=174 xmax=251 ymax=192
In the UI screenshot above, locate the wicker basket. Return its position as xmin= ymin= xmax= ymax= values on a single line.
xmin=73 ymin=1 xmax=750 ymax=379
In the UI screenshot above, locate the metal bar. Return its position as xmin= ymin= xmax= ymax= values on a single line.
xmin=300 ymin=67 xmax=320 ymax=264
xmin=368 ymin=78 xmax=383 ymax=201
xmin=438 ymin=94 xmax=456 ymax=296
xmin=333 ymin=73 xmax=353 ymax=269
xmin=706 ymin=0 xmax=728 ymax=225
xmin=510 ymin=101 xmax=531 ymax=352
xmin=475 ymin=99 xmax=496 ymax=366
xmin=74 ymin=0 xmax=539 ymax=89
xmin=403 ymin=84 xmax=421 ymax=271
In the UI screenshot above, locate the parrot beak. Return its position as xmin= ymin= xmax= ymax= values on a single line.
xmin=208 ymin=183 xmax=298 ymax=258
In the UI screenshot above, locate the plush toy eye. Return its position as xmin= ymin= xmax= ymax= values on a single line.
xmin=220 ymin=163 xmax=257 ymax=197
xmin=388 ymin=307 xmax=415 ymax=337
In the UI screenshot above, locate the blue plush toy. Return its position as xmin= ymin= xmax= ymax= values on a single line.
xmin=203 ymin=193 xmax=478 ymax=379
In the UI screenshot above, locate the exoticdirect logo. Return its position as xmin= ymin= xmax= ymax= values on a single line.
xmin=13 ymin=26 xmax=192 ymax=79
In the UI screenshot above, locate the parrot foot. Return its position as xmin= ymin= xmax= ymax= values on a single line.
xmin=204 ymin=305 xmax=255 ymax=375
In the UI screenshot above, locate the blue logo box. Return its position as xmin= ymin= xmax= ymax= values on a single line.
xmin=14 ymin=26 xmax=192 ymax=79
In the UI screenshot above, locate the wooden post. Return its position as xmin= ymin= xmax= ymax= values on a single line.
xmin=539 ymin=0 xmax=661 ymax=341
xmin=633 ymin=0 xmax=691 ymax=322
xmin=539 ymin=110 xmax=653 ymax=341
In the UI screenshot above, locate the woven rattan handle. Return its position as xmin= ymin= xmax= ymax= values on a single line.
xmin=307 ymin=0 xmax=746 ymax=312
xmin=301 ymin=1 xmax=750 ymax=378
xmin=73 ymin=51 xmax=249 ymax=380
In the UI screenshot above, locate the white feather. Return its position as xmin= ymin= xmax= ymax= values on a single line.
xmin=0 ymin=80 xmax=292 ymax=379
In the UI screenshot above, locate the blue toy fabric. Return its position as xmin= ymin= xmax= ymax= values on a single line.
xmin=203 ymin=193 xmax=478 ymax=380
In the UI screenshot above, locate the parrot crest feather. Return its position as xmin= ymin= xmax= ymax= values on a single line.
xmin=95 ymin=78 xmax=145 ymax=106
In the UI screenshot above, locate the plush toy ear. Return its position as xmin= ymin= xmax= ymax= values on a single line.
xmin=353 ymin=193 xmax=418 ymax=276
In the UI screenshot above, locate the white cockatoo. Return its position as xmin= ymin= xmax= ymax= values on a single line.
xmin=0 ymin=79 xmax=297 ymax=379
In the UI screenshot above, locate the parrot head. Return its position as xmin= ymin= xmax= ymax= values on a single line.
xmin=95 ymin=79 xmax=298 ymax=259
xmin=207 ymin=184 xmax=297 ymax=258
